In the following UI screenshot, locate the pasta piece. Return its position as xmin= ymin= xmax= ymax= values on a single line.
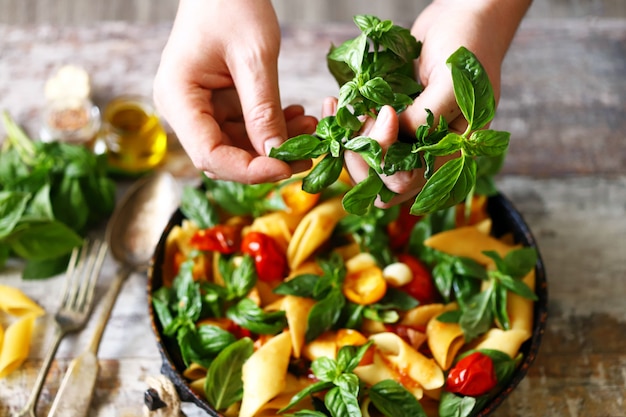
xmin=302 ymin=331 xmax=337 ymax=362
xmin=369 ymin=332 xmax=444 ymax=391
xmin=183 ymin=362 xmax=207 ymax=381
xmin=508 ymin=270 xmax=536 ymax=334
xmin=239 ymin=331 xmax=292 ymax=417
xmin=281 ymin=296 xmax=316 ymax=359
xmin=248 ymin=211 xmax=302 ymax=253
xmin=188 ymin=377 xmax=205 ymax=396
xmin=255 ymin=374 xmax=314 ymax=416
xmin=0 ymin=285 xmax=45 ymax=317
xmin=400 ymin=303 xmax=447 ymax=328
xmin=424 ymin=226 xmax=518 ymax=268
xmin=471 ymin=328 xmax=531 ymax=359
xmin=354 ymin=349 xmax=423 ymax=399
xmin=0 ymin=315 xmax=36 ymax=378
xmin=287 ymin=197 xmax=347 ymax=269
xmin=426 ymin=317 xmax=465 ymax=370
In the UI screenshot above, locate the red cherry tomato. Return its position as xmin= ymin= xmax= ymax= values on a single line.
xmin=241 ymin=232 xmax=287 ymax=282
xmin=387 ymin=204 xmax=421 ymax=250
xmin=397 ymin=253 xmax=438 ymax=304
xmin=190 ymin=224 xmax=241 ymax=254
xmin=446 ymin=351 xmax=498 ymax=397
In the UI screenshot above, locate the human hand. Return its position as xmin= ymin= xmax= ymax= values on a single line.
xmin=330 ymin=0 xmax=531 ymax=207
xmin=153 ymin=0 xmax=317 ymax=184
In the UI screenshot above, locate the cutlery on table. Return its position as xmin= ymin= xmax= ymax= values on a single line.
xmin=16 ymin=239 xmax=107 ymax=417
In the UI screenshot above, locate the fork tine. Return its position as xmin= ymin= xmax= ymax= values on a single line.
xmin=80 ymin=240 xmax=108 ymax=311
xmin=60 ymin=245 xmax=81 ymax=306
xmin=70 ymin=239 xmax=105 ymax=312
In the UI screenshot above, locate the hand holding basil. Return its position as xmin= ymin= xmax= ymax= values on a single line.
xmin=269 ymin=15 xmax=510 ymax=217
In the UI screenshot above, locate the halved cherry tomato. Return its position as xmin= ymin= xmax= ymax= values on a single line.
xmin=446 ymin=351 xmax=497 ymax=396
xmin=190 ymin=224 xmax=241 ymax=254
xmin=241 ymin=231 xmax=287 ymax=282
xmin=387 ymin=203 xmax=422 ymax=250
xmin=397 ymin=253 xmax=438 ymax=304
xmin=342 ymin=266 xmax=387 ymax=305
xmin=281 ymin=180 xmax=320 ymax=214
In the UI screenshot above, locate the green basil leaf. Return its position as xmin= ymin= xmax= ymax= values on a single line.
xmin=383 ymin=142 xmax=422 ymax=175
xmin=336 ymin=106 xmax=362 ymax=132
xmin=459 ymin=287 xmax=494 ymax=341
xmin=375 ymin=287 xmax=419 ymax=311
xmin=344 ymin=136 xmax=384 ymax=173
xmin=181 ymin=185 xmax=219 ymax=229
xmin=227 ymin=298 xmax=287 ymax=335
xmin=411 ymin=156 xmax=476 ymax=215
xmin=417 ymin=132 xmax=464 ymax=156
xmin=369 ymin=379 xmax=428 ymax=417
xmin=342 ymin=170 xmax=383 ymax=216
xmin=303 ymin=154 xmax=344 ymax=194
xmin=446 ymin=46 xmax=496 ymax=132
xmin=437 ymin=310 xmax=462 ymax=323
xmin=269 ymin=134 xmax=321 ymax=161
xmin=0 ymin=191 xmax=30 ymax=239
xmin=204 ymin=337 xmax=253 ymax=411
xmin=492 ymin=280 xmax=510 ymax=330
xmin=224 ymin=254 xmax=257 ymax=299
xmin=503 ymin=247 xmax=538 ymax=279
xmin=378 ymin=25 xmax=422 ymax=61
xmin=273 ymin=273 xmax=319 ymax=297
xmin=360 ymin=77 xmax=395 ymax=105
xmin=21 ymin=255 xmax=71 ymax=280
xmin=324 ymin=386 xmax=361 ymax=417
xmin=331 ymin=32 xmax=368 ymax=73
xmin=338 ymin=80 xmax=360 ymax=110
xmin=497 ymin=274 xmax=538 ymax=301
xmin=438 ymin=390 xmax=477 ymax=417
xmin=464 ymin=129 xmax=510 ymax=157
xmin=306 ymin=288 xmax=345 ymax=343
xmin=312 ymin=356 xmax=341 ymax=382
xmin=8 ymin=220 xmax=82 ymax=261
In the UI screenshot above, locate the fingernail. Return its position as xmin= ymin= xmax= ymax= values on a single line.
xmin=264 ymin=137 xmax=284 ymax=156
xmin=376 ymin=106 xmax=390 ymax=124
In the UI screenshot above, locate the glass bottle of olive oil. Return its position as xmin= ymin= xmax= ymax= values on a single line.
xmin=101 ymin=96 xmax=167 ymax=174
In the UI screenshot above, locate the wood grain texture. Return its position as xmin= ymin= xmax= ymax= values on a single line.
xmin=0 ymin=18 xmax=625 ymax=417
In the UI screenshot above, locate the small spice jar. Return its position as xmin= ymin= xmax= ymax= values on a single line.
xmin=40 ymin=97 xmax=101 ymax=146
xmin=100 ymin=95 xmax=167 ymax=175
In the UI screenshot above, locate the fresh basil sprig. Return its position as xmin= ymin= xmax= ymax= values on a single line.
xmin=270 ymin=15 xmax=510 ymax=218
xmin=0 ymin=111 xmax=116 ymax=278
xmin=436 ymin=247 xmax=538 ymax=341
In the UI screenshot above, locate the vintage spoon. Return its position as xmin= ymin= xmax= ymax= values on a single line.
xmin=46 ymin=171 xmax=181 ymax=417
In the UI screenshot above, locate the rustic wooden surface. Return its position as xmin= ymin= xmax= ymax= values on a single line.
xmin=1 ymin=18 xmax=625 ymax=417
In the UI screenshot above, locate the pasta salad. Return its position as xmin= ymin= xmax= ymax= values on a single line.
xmin=152 ymin=175 xmax=538 ymax=417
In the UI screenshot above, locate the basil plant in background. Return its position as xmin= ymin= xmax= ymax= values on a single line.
xmin=270 ymin=15 xmax=510 ymax=216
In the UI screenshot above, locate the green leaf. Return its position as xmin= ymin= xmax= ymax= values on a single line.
xmin=324 ymin=386 xmax=361 ymax=417
xmin=178 ymin=324 xmax=237 ymax=368
xmin=279 ymin=380 xmax=334 ymax=413
xmin=273 ymin=273 xmax=319 ymax=297
xmin=180 ymin=185 xmax=219 ymax=229
xmin=227 ymin=298 xmax=287 ymax=335
xmin=342 ymin=170 xmax=383 ymax=216
xmin=204 ymin=337 xmax=253 ymax=411
xmin=446 ymin=47 xmax=496 ymax=132
xmin=269 ymin=134 xmax=324 ymax=161
xmin=22 ymin=254 xmax=71 ymax=280
xmin=0 ymin=191 xmax=30 ymax=239
xmin=312 ymin=356 xmax=342 ymax=382
xmin=383 ymin=142 xmax=422 ymax=175
xmin=502 ymin=247 xmax=538 ymax=279
xmin=464 ymin=130 xmax=510 ymax=157
xmin=459 ymin=287 xmax=494 ymax=341
xmin=360 ymin=77 xmax=395 ymax=106
xmin=8 ymin=220 xmax=82 ymax=261
xmin=306 ymin=288 xmax=345 ymax=343
xmin=438 ymin=390 xmax=477 ymax=417
xmin=417 ymin=132 xmax=464 ymax=156
xmin=410 ymin=156 xmax=476 ymax=215
xmin=369 ymin=379 xmax=428 ymax=417
xmin=344 ymin=136 xmax=384 ymax=173
xmin=303 ymin=154 xmax=345 ymax=194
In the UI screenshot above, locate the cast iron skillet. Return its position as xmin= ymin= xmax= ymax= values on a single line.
xmin=147 ymin=192 xmax=548 ymax=416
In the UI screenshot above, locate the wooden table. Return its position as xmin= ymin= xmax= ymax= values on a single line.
xmin=1 ymin=18 xmax=625 ymax=417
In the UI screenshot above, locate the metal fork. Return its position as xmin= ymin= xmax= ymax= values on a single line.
xmin=15 ymin=239 xmax=108 ymax=417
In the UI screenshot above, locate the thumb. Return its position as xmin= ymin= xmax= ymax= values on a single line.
xmin=233 ymin=58 xmax=287 ymax=157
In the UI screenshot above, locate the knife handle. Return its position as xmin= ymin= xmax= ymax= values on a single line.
xmin=46 ymin=351 xmax=98 ymax=417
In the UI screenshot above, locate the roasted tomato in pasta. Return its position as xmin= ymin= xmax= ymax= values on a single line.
xmin=446 ymin=351 xmax=497 ymax=396
xmin=387 ymin=203 xmax=422 ymax=250
xmin=241 ymin=231 xmax=287 ymax=282
xmin=397 ymin=253 xmax=438 ymax=304
xmin=281 ymin=180 xmax=321 ymax=214
xmin=190 ymin=224 xmax=241 ymax=254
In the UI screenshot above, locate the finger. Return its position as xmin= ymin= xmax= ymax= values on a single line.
xmin=231 ymin=52 xmax=288 ymax=158
xmin=400 ymin=74 xmax=467 ymax=134
xmin=321 ymin=97 xmax=338 ymax=118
